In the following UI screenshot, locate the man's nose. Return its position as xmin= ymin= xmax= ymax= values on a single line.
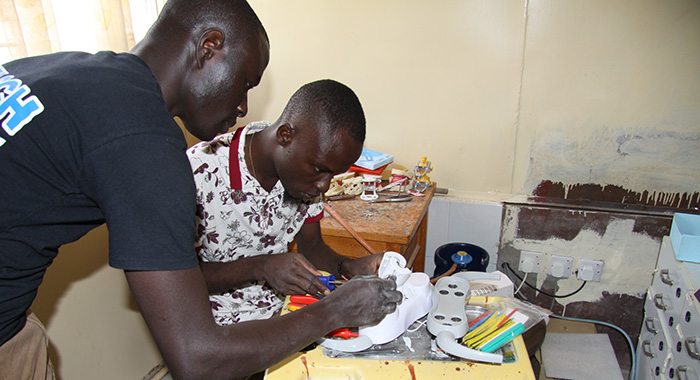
xmin=237 ymin=93 xmax=248 ymax=118
xmin=315 ymin=174 xmax=333 ymax=194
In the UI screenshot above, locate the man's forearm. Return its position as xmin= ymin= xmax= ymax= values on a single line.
xmin=199 ymin=256 xmax=265 ymax=293
xmin=126 ymin=268 xmax=399 ymax=380
xmin=126 ymin=267 xmax=340 ymax=379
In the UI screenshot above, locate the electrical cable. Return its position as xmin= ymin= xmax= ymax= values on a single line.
xmin=550 ymin=314 xmax=636 ymax=380
xmin=502 ymin=262 xmax=587 ymax=298
xmin=406 ymin=318 xmax=427 ymax=332
xmin=430 ymin=263 xmax=458 ymax=284
xmin=514 ymin=271 xmax=528 ymax=295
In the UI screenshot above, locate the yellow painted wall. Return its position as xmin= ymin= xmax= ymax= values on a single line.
xmin=242 ymin=0 xmax=700 ymax=199
xmin=29 ymin=1 xmax=700 ymax=378
xmin=515 ymin=0 xmax=700 ymax=198
xmin=241 ymin=0 xmax=527 ymax=198
xmin=32 ymin=226 xmax=161 ymax=378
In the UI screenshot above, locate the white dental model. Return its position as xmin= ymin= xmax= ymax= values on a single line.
xmin=319 ymin=251 xmax=434 ymax=352
xmin=427 ymin=275 xmax=503 ymax=364
xmin=359 ymin=174 xmax=381 ymax=201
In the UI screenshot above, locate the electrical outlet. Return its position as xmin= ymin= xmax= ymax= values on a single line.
xmin=577 ymin=259 xmax=604 ymax=282
xmin=549 ymin=255 xmax=573 ymax=279
xmin=518 ymin=251 xmax=542 ymax=273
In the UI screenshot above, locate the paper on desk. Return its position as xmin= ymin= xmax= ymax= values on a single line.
xmin=541 ymin=333 xmax=623 ymax=380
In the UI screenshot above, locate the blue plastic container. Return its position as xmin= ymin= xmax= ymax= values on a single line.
xmin=433 ymin=243 xmax=490 ymax=278
xmin=670 ymin=213 xmax=700 ymax=263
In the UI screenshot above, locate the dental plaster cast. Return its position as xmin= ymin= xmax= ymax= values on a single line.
xmin=319 ymin=252 xmax=434 ymax=351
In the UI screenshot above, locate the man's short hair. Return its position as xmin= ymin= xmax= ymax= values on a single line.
xmin=151 ymin=0 xmax=268 ymax=46
xmin=284 ymin=79 xmax=366 ymax=143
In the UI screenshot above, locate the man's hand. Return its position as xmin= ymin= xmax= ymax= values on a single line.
xmin=342 ymin=252 xmax=384 ymax=277
xmin=320 ymin=275 xmax=403 ymax=327
xmin=261 ymin=253 xmax=331 ymax=295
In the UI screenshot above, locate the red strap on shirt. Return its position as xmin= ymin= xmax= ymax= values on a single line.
xmin=304 ymin=212 xmax=323 ymax=224
xmin=228 ymin=127 xmax=245 ymax=190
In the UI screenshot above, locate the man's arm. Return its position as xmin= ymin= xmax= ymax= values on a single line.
xmin=126 ymin=267 xmax=401 ymax=380
xmin=199 ymin=253 xmax=328 ymax=295
xmin=295 ymin=221 xmax=384 ymax=278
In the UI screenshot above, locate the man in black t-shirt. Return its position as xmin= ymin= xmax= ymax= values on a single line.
xmin=0 ymin=0 xmax=402 ymax=379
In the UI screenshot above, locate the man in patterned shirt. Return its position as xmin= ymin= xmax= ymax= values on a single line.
xmin=188 ymin=79 xmax=386 ymax=325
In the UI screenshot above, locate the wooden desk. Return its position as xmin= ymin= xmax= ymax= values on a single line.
xmin=320 ymin=185 xmax=434 ymax=272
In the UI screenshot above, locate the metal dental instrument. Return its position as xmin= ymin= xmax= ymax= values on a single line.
xmin=376 ymin=178 xmax=409 ymax=193
xmin=366 ymin=194 xmax=413 ymax=203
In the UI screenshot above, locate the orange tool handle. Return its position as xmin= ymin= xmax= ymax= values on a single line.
xmin=327 ymin=328 xmax=359 ymax=339
xmin=289 ymin=295 xmax=319 ymax=305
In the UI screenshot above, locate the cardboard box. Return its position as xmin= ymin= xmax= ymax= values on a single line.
xmin=670 ymin=213 xmax=700 ymax=263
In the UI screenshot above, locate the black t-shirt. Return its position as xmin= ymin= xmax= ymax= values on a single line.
xmin=0 ymin=51 xmax=199 ymax=345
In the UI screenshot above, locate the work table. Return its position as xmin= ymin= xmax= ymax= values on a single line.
xmin=320 ymin=185 xmax=435 ymax=272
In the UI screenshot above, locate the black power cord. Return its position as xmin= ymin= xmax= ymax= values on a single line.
xmin=502 ymin=261 xmax=587 ymax=298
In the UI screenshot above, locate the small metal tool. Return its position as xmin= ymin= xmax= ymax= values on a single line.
xmin=376 ymin=177 xmax=409 ymax=193
xmin=366 ymin=194 xmax=413 ymax=203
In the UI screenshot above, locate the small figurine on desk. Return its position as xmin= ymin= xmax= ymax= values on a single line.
xmin=412 ymin=156 xmax=433 ymax=193
xmin=360 ymin=174 xmax=382 ymax=201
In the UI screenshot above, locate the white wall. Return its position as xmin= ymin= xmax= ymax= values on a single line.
xmin=424 ymin=197 xmax=503 ymax=276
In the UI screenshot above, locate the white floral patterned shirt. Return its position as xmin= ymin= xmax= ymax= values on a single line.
xmin=187 ymin=122 xmax=324 ymax=325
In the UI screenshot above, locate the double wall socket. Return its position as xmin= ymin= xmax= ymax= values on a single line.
xmin=549 ymin=255 xmax=573 ymax=279
xmin=518 ymin=251 xmax=542 ymax=273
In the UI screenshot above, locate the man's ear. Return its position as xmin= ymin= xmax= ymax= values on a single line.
xmin=276 ymin=123 xmax=295 ymax=147
xmin=196 ymin=28 xmax=225 ymax=68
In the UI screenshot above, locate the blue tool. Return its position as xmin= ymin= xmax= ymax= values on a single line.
xmin=318 ymin=274 xmax=337 ymax=291
xmin=318 ymin=274 xmax=346 ymax=291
